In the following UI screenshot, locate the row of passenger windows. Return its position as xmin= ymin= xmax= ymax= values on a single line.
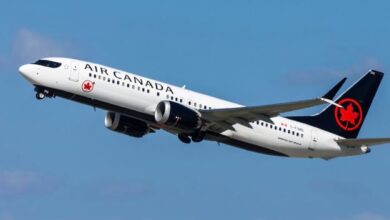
xmin=166 ymin=95 xmax=212 ymax=110
xmin=255 ymin=121 xmax=304 ymax=138
xmin=89 ymin=73 xmax=153 ymax=94
xmin=89 ymin=73 xmax=214 ymax=110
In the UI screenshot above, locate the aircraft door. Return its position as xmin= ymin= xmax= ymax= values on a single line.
xmin=69 ymin=62 xmax=79 ymax=82
xmin=309 ymin=129 xmax=318 ymax=151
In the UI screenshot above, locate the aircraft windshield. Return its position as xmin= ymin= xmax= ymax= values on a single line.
xmin=33 ymin=60 xmax=62 ymax=68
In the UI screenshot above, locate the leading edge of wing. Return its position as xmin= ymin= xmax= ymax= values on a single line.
xmin=200 ymin=76 xmax=347 ymax=124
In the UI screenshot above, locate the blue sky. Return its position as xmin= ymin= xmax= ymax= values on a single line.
xmin=1 ymin=0 xmax=390 ymax=220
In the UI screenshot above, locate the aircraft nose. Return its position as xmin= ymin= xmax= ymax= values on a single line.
xmin=18 ymin=64 xmax=29 ymax=76
xmin=18 ymin=64 xmax=37 ymax=84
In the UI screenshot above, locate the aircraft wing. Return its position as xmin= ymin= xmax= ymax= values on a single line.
xmin=200 ymin=77 xmax=347 ymax=130
xmin=336 ymin=138 xmax=390 ymax=147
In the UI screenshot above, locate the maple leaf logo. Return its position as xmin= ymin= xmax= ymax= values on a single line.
xmin=83 ymin=82 xmax=92 ymax=90
xmin=339 ymin=104 xmax=359 ymax=125
xmin=82 ymin=80 xmax=94 ymax=92
xmin=334 ymin=98 xmax=363 ymax=131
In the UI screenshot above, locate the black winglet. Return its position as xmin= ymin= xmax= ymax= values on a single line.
xmin=322 ymin=77 xmax=347 ymax=100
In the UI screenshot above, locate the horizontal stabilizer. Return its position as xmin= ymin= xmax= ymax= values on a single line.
xmin=336 ymin=138 xmax=390 ymax=147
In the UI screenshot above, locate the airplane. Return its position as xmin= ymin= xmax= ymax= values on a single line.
xmin=18 ymin=57 xmax=390 ymax=159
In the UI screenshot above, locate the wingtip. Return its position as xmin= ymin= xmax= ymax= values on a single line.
xmin=322 ymin=77 xmax=348 ymax=100
xmin=368 ymin=69 xmax=384 ymax=77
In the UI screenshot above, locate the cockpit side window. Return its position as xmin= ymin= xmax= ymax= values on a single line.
xmin=33 ymin=60 xmax=62 ymax=68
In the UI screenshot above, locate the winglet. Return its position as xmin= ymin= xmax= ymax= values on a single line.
xmin=322 ymin=77 xmax=347 ymax=100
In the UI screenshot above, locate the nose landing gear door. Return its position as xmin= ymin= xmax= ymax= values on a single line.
xmin=69 ymin=63 xmax=79 ymax=82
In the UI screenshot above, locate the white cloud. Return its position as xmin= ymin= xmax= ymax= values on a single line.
xmin=0 ymin=170 xmax=56 ymax=197
xmin=11 ymin=28 xmax=69 ymax=65
xmin=0 ymin=28 xmax=74 ymax=71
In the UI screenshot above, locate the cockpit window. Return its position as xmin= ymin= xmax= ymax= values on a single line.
xmin=33 ymin=60 xmax=62 ymax=68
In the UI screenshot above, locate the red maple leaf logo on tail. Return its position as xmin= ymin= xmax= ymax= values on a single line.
xmin=334 ymin=98 xmax=363 ymax=131
xmin=340 ymin=104 xmax=359 ymax=125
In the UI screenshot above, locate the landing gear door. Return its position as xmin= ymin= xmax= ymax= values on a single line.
xmin=69 ymin=63 xmax=79 ymax=82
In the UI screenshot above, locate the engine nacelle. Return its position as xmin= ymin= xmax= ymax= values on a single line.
xmin=105 ymin=112 xmax=150 ymax=138
xmin=155 ymin=101 xmax=201 ymax=133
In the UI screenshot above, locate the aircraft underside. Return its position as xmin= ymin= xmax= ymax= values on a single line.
xmin=36 ymin=85 xmax=289 ymax=157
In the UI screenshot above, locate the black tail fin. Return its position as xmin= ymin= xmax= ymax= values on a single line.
xmin=289 ymin=70 xmax=384 ymax=138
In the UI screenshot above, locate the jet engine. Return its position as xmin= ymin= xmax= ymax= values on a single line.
xmin=155 ymin=101 xmax=201 ymax=133
xmin=105 ymin=112 xmax=151 ymax=138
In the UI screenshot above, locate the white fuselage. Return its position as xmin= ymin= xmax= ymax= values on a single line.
xmin=19 ymin=57 xmax=368 ymax=159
